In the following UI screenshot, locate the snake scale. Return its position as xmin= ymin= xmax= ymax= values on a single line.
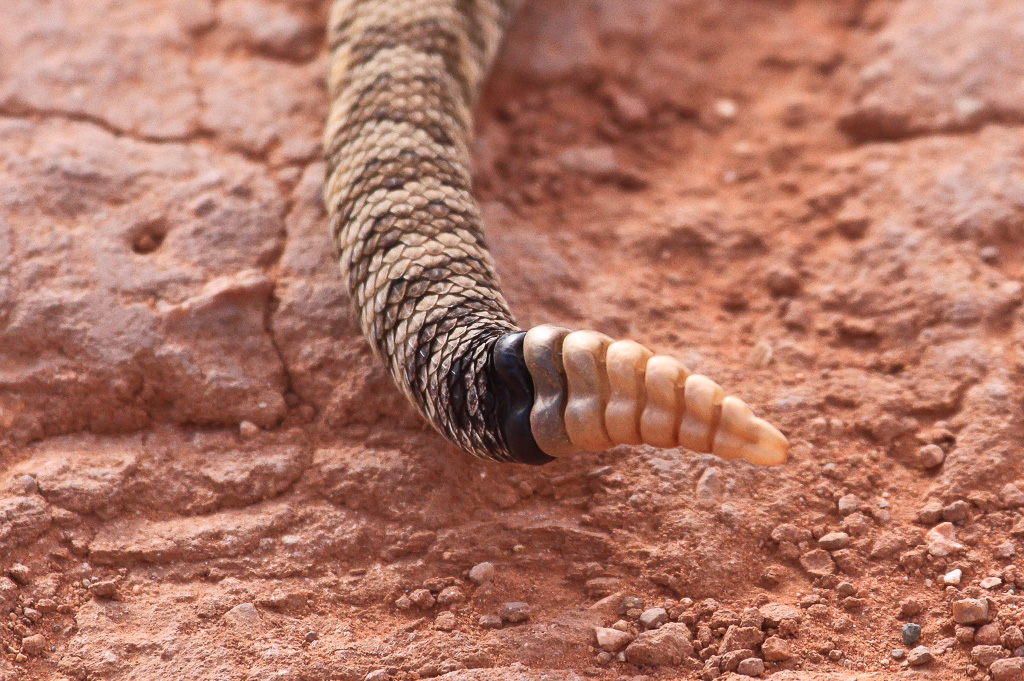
xmin=324 ymin=0 xmax=789 ymax=466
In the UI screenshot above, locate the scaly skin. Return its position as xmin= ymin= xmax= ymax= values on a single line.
xmin=324 ymin=0 xmax=789 ymax=466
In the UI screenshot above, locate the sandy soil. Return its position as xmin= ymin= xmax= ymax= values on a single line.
xmin=2 ymin=0 xmax=1024 ymax=679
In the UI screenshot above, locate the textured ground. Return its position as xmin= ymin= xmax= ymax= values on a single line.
xmin=2 ymin=0 xmax=1024 ymax=679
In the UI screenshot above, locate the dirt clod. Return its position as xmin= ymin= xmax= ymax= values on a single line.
xmin=952 ymin=598 xmax=993 ymax=625
xmin=991 ymin=658 xmax=1024 ymax=681
xmin=736 ymin=657 xmax=764 ymax=677
xmin=624 ymin=623 xmax=693 ymax=667
xmin=478 ymin=615 xmax=502 ymax=630
xmin=468 ymin=562 xmax=495 ymax=585
xmin=498 ymin=602 xmax=529 ymax=623
xmin=21 ymin=634 xmax=46 ymax=657
xmin=907 ymin=646 xmax=933 ymax=666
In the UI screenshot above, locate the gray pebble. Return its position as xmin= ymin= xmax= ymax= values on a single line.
xmin=902 ymin=623 xmax=922 ymax=646
xmin=638 ymin=607 xmax=668 ymax=630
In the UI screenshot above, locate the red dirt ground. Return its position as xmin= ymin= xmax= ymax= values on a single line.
xmin=2 ymin=1 xmax=1024 ymax=679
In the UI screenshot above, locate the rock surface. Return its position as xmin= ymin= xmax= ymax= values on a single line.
xmin=842 ymin=0 xmax=1024 ymax=140
xmin=624 ymin=623 xmax=693 ymax=666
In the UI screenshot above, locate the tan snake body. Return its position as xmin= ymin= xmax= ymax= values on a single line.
xmin=324 ymin=0 xmax=789 ymax=467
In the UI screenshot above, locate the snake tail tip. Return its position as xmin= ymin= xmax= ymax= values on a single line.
xmin=518 ymin=324 xmax=789 ymax=466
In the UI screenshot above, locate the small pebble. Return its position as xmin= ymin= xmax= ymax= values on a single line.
xmin=498 ymin=602 xmax=530 ymax=623
xmin=8 ymin=564 xmax=31 ymax=585
xmin=980 ymin=577 xmax=1003 ymax=590
xmin=836 ymin=582 xmax=857 ymax=598
xmin=594 ymin=627 xmax=633 ymax=653
xmin=714 ymin=99 xmax=739 ymax=120
xmin=1003 ymin=625 xmax=1024 ymax=648
xmin=927 ymin=523 xmax=965 ymax=557
xmin=902 ymin=623 xmax=922 ymax=646
xmin=995 ymin=541 xmax=1016 ymax=559
xmin=829 ymin=649 xmax=843 ymax=661
xmin=975 ymin=623 xmax=1002 ymax=646
xmin=478 ymin=614 xmax=502 ymax=629
xmin=917 ymin=501 xmax=944 ymax=525
xmin=434 ymin=612 xmax=457 ymax=631
xmin=468 ymin=562 xmax=495 ymax=585
xmin=222 ymin=603 xmax=261 ymax=630
xmin=610 ymin=91 xmax=650 ymax=128
xmin=304 ymin=631 xmax=318 ymax=643
xmin=762 ymin=636 xmax=792 ymax=662
xmin=980 ymin=246 xmax=1000 ymax=263
xmin=239 ymin=420 xmax=260 ymax=439
xmin=952 ymin=598 xmax=991 ymax=625
xmin=436 ymin=586 xmax=466 ymax=605
xmin=818 ymin=532 xmax=851 ymax=550
xmin=13 ymin=475 xmax=38 ymax=495
xmin=736 ymin=658 xmax=764 ymax=677
xmin=917 ymin=444 xmax=945 ymax=469
xmin=943 ymin=569 xmax=963 ymax=585
xmin=739 ymin=607 xmax=764 ymax=629
xmin=907 ymin=645 xmax=933 ymax=666
xmin=836 ymin=208 xmax=870 ymax=239
xmin=35 ymin=599 xmax=56 ymax=613
xmin=638 ymin=607 xmax=668 ymax=630
xmin=892 ymin=649 xmax=906 ymax=659
xmin=955 ymin=625 xmax=975 ymax=644
xmin=899 ymin=598 xmax=924 ymax=618
xmin=89 ymin=580 xmax=118 ymax=599
xmin=21 ymin=634 xmax=46 ymax=656
xmin=408 ymin=589 xmax=435 ymax=609
xmin=942 ymin=500 xmax=971 ymax=524
xmin=993 ymin=658 xmax=1024 ymax=681
xmin=837 ymin=494 xmax=860 ymax=515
